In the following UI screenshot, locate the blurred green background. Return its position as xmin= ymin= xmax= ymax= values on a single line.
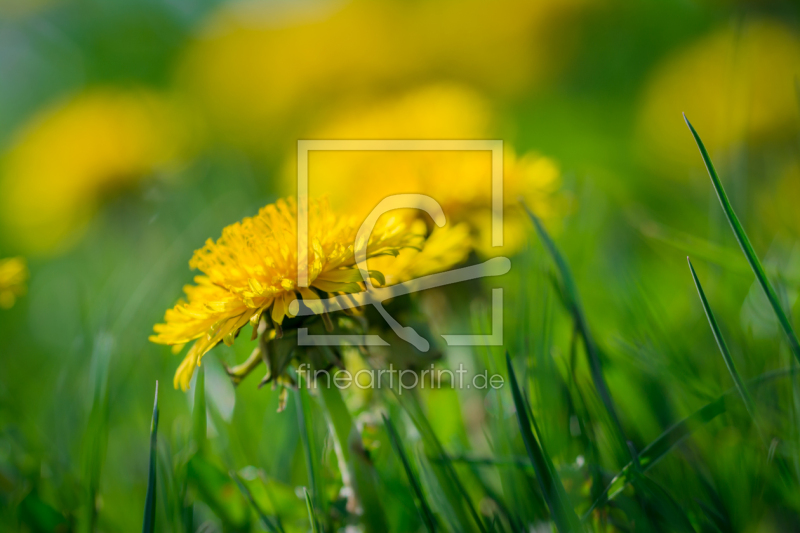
xmin=2 ymin=0 xmax=800 ymax=531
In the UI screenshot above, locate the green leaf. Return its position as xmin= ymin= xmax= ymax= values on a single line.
xmin=684 ymin=114 xmax=800 ymax=363
xmin=383 ymin=414 xmax=437 ymax=532
xmin=506 ymin=353 xmax=583 ymax=533
xmin=142 ymin=382 xmax=159 ymax=533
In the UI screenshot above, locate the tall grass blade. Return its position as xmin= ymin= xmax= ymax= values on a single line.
xmin=583 ymin=367 xmax=798 ymax=518
xmin=506 ymin=353 xmax=583 ymax=533
xmin=432 ymin=455 xmax=532 ymax=468
xmin=462 ymin=461 xmax=520 ymax=532
xmin=317 ymin=381 xmax=387 ymax=532
xmin=186 ymin=453 xmax=250 ymax=527
xmin=385 ymin=377 xmax=487 ymax=533
xmin=522 ymin=201 xmax=631 ymax=463
xmin=689 ymin=259 xmax=797 ymax=484
xmin=142 ymin=381 xmax=159 ymax=533
xmin=684 ymin=114 xmax=800 ymax=363
xmin=634 ymin=475 xmax=696 ymax=532
xmin=295 ymin=376 xmax=325 ymax=526
xmin=193 ymin=365 xmax=207 ymax=451
xmin=383 ymin=414 xmax=437 ymax=533
xmin=687 ymin=258 xmax=758 ymax=421
xmin=304 ymin=488 xmax=320 ymax=533
xmin=231 ymin=471 xmax=282 ymax=533
xmin=634 ymin=214 xmax=748 ymax=274
xmin=472 ymin=308 xmax=539 ymax=527
xmin=81 ymin=334 xmax=112 ymax=533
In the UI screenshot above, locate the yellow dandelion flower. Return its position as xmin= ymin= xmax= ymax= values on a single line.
xmin=283 ymin=84 xmax=565 ymax=256
xmin=178 ymin=0 xmax=593 ymax=150
xmin=638 ymin=19 xmax=800 ymax=176
xmin=370 ymin=221 xmax=473 ymax=286
xmin=0 ymin=257 xmax=28 ymax=309
xmin=757 ymin=161 xmax=800 ymax=237
xmin=0 ymin=89 xmax=188 ymax=254
xmin=151 ymin=197 xmax=423 ymax=391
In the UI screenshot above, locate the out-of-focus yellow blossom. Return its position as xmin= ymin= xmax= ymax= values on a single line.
xmin=150 ymin=197 xmax=423 ymax=391
xmin=638 ymin=19 xmax=800 ymax=176
xmin=369 ymin=221 xmax=473 ymax=286
xmin=0 ymin=257 xmax=28 ymax=309
xmin=0 ymin=89 xmax=188 ymax=254
xmin=179 ymin=0 xmax=593 ymax=149
xmin=758 ymin=162 xmax=800 ymax=237
xmin=284 ymin=84 xmax=565 ymax=256
xmin=476 ymin=151 xmax=562 ymax=254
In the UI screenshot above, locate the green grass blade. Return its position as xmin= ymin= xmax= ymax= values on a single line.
xmin=461 ymin=460 xmax=520 ymax=532
xmin=81 ymin=335 xmax=112 ymax=533
xmin=295 ymin=384 xmax=323 ymax=525
xmin=304 ymin=488 xmax=320 ymax=533
xmin=684 ymin=114 xmax=800 ymax=363
xmin=142 ymin=381 xmax=159 ymax=533
xmin=506 ymin=353 xmax=583 ymax=533
xmin=522 ymin=201 xmax=631 ymax=463
xmin=634 ymin=475 xmax=696 ymax=532
xmin=689 ymin=258 xmax=797 ymax=484
xmin=687 ymin=258 xmax=758 ymax=420
xmin=385 ymin=376 xmax=488 ymax=533
xmin=635 ymin=215 xmax=749 ymax=275
xmin=317 ymin=381 xmax=388 ymax=533
xmin=186 ymin=453 xmax=250 ymax=527
xmin=231 ymin=471 xmax=281 ymax=533
xmin=192 ymin=365 xmax=207 ymax=452
xmin=383 ymin=414 xmax=438 ymax=533
xmin=432 ymin=454 xmax=533 ymax=469
xmin=583 ymin=367 xmax=798 ymax=519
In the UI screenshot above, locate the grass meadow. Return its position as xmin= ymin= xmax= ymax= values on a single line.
xmin=2 ymin=1 xmax=800 ymax=531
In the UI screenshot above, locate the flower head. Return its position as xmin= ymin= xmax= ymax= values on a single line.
xmin=151 ymin=197 xmax=423 ymax=390
xmin=638 ymin=19 xmax=800 ymax=176
xmin=370 ymin=220 xmax=473 ymax=286
xmin=0 ymin=89 xmax=187 ymax=254
xmin=0 ymin=257 xmax=28 ymax=309
xmin=283 ymin=84 xmax=565 ymax=256
xmin=180 ymin=1 xmax=592 ymax=150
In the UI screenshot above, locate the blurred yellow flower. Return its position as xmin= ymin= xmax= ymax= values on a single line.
xmin=151 ymin=197 xmax=423 ymax=391
xmin=0 ymin=89 xmax=188 ymax=254
xmin=179 ymin=0 xmax=592 ymax=149
xmin=370 ymin=220 xmax=473 ymax=286
xmin=757 ymin=161 xmax=800 ymax=237
xmin=638 ymin=19 xmax=800 ymax=175
xmin=0 ymin=257 xmax=27 ymax=309
xmin=285 ymin=84 xmax=564 ymax=256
